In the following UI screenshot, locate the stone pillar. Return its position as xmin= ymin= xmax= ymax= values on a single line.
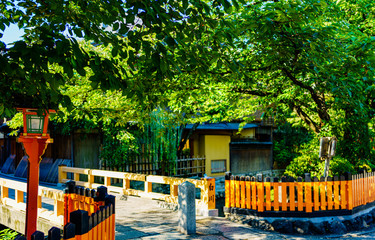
xmin=178 ymin=181 xmax=196 ymax=235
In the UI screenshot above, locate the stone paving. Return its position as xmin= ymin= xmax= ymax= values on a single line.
xmin=114 ymin=194 xmax=375 ymax=240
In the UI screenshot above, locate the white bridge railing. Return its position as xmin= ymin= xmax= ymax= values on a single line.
xmin=58 ymin=165 xmax=217 ymax=216
xmin=0 ymin=176 xmax=64 ymax=234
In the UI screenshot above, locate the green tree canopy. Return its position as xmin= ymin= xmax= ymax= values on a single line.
xmin=2 ymin=0 xmax=375 ymax=166
xmin=161 ymin=0 xmax=375 ymax=163
xmin=0 ymin=0 xmax=234 ymax=114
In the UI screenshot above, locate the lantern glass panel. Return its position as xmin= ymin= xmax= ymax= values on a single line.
xmin=26 ymin=115 xmax=45 ymax=134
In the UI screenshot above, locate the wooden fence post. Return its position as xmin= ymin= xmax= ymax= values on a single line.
xmin=365 ymin=171 xmax=368 ymax=205
xmin=272 ymin=177 xmax=279 ymax=211
xmin=371 ymin=172 xmax=375 ymax=202
xmin=340 ymin=175 xmax=347 ymax=210
xmin=245 ymin=176 xmax=251 ymax=209
xmin=333 ymin=176 xmax=340 ymax=209
xmin=281 ymin=176 xmax=287 ymax=211
xmin=251 ymin=176 xmax=256 ymax=210
xmin=100 ymin=207 xmax=106 ymax=240
xmin=91 ymin=212 xmax=97 ymax=240
xmin=105 ymin=195 xmax=116 ymax=240
xmin=88 ymin=212 xmax=93 ymax=240
xmin=313 ymin=177 xmax=319 ymax=211
xmin=91 ymin=189 xmax=97 ymax=213
xmin=64 ymin=180 xmax=77 ymax=225
xmin=63 ymin=222 xmax=76 ymax=240
xmin=289 ymin=177 xmax=295 ymax=211
xmin=230 ymin=175 xmax=235 ymax=208
xmin=265 ymin=177 xmax=271 ymax=211
xmin=97 ymin=209 xmax=103 ymax=240
xmin=305 ymin=173 xmax=312 ymax=213
xmin=240 ymin=176 xmax=246 ymax=209
xmin=225 ymin=172 xmax=231 ymax=208
xmin=48 ymin=227 xmax=61 ymax=240
xmin=297 ymin=177 xmax=303 ymax=211
xmin=31 ymin=231 xmax=44 ymax=240
xmin=346 ymin=172 xmax=353 ymax=210
xmin=369 ymin=172 xmax=373 ymax=203
xmin=257 ymin=174 xmax=264 ymax=212
xmin=327 ymin=176 xmax=333 ymax=210
xmin=235 ymin=176 xmax=240 ymax=208
xmin=105 ymin=206 xmax=110 ymax=240
xmin=362 ymin=171 xmax=366 ymax=204
xmin=320 ymin=176 xmax=326 ymax=211
xmin=70 ymin=210 xmax=89 ymax=240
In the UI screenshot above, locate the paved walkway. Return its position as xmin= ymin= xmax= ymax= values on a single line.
xmin=114 ymin=195 xmax=375 ymax=240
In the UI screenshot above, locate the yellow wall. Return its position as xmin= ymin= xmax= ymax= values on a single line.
xmin=200 ymin=135 xmax=231 ymax=177
xmin=232 ymin=128 xmax=255 ymax=139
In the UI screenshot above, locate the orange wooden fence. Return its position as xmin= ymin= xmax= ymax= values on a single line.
xmin=225 ymin=171 xmax=375 ymax=213
xmin=15 ymin=181 xmax=116 ymax=240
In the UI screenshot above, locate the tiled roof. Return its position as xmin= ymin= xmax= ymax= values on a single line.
xmin=185 ymin=123 xmax=258 ymax=130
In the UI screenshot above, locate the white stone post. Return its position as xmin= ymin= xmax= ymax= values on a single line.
xmin=178 ymin=181 xmax=196 ymax=235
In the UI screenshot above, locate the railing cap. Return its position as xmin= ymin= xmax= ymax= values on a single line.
xmin=66 ymin=180 xmax=75 ymax=194
xmin=48 ymin=227 xmax=61 ymax=240
xmin=63 ymin=223 xmax=76 ymax=239
xmin=70 ymin=210 xmax=89 ymax=235
xmin=304 ymin=173 xmax=311 ymax=182
xmin=95 ymin=186 xmax=108 ymax=202
xmin=85 ymin=188 xmax=91 ymax=197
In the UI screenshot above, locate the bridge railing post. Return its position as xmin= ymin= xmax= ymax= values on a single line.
xmin=88 ymin=170 xmax=94 ymax=189
xmin=16 ymin=190 xmax=24 ymax=203
xmin=54 ymin=198 xmax=64 ymax=217
xmin=145 ymin=179 xmax=152 ymax=193
xmin=58 ymin=165 xmax=67 ymax=184
xmin=1 ymin=184 xmax=9 ymax=201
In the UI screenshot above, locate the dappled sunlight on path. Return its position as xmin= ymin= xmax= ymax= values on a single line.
xmin=114 ymin=194 xmax=375 ymax=240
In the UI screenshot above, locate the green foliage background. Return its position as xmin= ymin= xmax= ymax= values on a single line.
xmin=3 ymin=0 xmax=375 ymax=177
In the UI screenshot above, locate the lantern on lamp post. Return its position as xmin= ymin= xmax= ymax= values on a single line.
xmin=16 ymin=108 xmax=55 ymax=239
xmin=319 ymin=137 xmax=337 ymax=178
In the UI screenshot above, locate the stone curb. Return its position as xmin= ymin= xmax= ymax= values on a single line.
xmin=226 ymin=206 xmax=375 ymax=235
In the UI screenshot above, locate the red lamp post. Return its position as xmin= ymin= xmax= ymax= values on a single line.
xmin=16 ymin=108 xmax=55 ymax=239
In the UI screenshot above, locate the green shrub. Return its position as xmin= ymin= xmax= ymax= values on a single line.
xmin=284 ymin=152 xmax=324 ymax=179
xmin=0 ymin=229 xmax=18 ymax=240
xmin=283 ymin=136 xmax=362 ymax=178
xmin=329 ymin=156 xmax=355 ymax=176
xmin=356 ymin=159 xmax=375 ymax=173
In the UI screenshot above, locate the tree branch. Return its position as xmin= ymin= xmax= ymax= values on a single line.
xmin=290 ymin=102 xmax=320 ymax=134
xmin=231 ymin=87 xmax=271 ymax=97
xmin=282 ymin=68 xmax=330 ymax=122
xmin=204 ymin=65 xmax=272 ymax=76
